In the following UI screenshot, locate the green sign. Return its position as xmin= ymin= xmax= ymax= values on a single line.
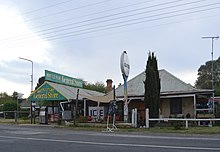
xmin=28 ymin=83 xmax=66 ymax=101
xmin=45 ymin=70 xmax=83 ymax=88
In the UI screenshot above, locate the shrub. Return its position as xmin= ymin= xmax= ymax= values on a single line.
xmin=3 ymin=101 xmax=18 ymax=111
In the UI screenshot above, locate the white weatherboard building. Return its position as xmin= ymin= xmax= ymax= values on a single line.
xmin=115 ymin=69 xmax=213 ymax=122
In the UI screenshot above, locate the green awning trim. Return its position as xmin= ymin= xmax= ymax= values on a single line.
xmin=28 ymin=82 xmax=67 ymax=101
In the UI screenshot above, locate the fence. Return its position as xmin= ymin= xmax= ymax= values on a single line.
xmin=148 ymin=118 xmax=220 ymax=129
xmin=0 ymin=111 xmax=30 ymax=123
xmin=146 ymin=109 xmax=220 ymax=129
xmin=131 ymin=108 xmax=220 ymax=128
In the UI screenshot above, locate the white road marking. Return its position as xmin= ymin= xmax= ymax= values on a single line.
xmin=92 ymin=133 xmax=220 ymax=141
xmin=6 ymin=131 xmax=45 ymax=135
xmin=0 ymin=135 xmax=219 ymax=151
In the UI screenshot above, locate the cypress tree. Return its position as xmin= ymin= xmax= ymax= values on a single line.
xmin=144 ymin=52 xmax=160 ymax=118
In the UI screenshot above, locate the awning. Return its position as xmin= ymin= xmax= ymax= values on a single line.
xmin=79 ymin=91 xmax=115 ymax=103
xmin=28 ymin=81 xmax=113 ymax=103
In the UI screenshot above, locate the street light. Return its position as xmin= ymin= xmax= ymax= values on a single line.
xmin=19 ymin=57 xmax=34 ymax=92
xmin=202 ymin=36 xmax=219 ymax=115
xmin=19 ymin=57 xmax=34 ymax=124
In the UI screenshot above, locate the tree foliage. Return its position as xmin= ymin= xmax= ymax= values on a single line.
xmin=0 ymin=92 xmax=18 ymax=113
xmin=35 ymin=76 xmax=106 ymax=93
xmin=0 ymin=92 xmax=11 ymax=104
xmin=35 ymin=76 xmax=45 ymax=90
xmin=0 ymin=92 xmax=16 ymax=104
xmin=144 ymin=52 xmax=160 ymax=118
xmin=2 ymin=101 xmax=17 ymax=111
xmin=195 ymin=57 xmax=220 ymax=96
xmin=83 ymin=81 xmax=106 ymax=93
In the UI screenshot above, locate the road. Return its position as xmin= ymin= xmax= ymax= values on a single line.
xmin=0 ymin=124 xmax=219 ymax=152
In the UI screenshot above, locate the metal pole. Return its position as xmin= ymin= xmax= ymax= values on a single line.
xmin=202 ymin=36 xmax=219 ymax=116
xmin=19 ymin=57 xmax=33 ymax=92
xmin=123 ymin=74 xmax=128 ymax=123
xmin=31 ymin=60 xmax=33 ymax=92
xmin=17 ymin=96 xmax=19 ymax=124
xmin=19 ymin=57 xmax=34 ymax=124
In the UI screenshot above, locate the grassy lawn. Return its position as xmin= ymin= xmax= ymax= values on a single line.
xmin=1 ymin=118 xmax=219 ymax=135
xmin=66 ymin=123 xmax=220 ymax=135
xmin=0 ymin=118 xmax=31 ymax=124
xmin=120 ymin=126 xmax=220 ymax=135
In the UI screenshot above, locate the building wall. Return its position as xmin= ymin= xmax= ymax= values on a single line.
xmin=160 ymin=97 xmax=194 ymax=118
xmin=182 ymin=97 xmax=194 ymax=118
xmin=161 ymin=98 xmax=170 ymax=117
xmin=129 ymin=99 xmax=145 ymax=123
xmin=127 ymin=97 xmax=195 ymax=122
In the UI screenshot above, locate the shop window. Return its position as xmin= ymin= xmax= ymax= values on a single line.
xmin=170 ymin=98 xmax=182 ymax=114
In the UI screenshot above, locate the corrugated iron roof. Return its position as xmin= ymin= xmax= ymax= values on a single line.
xmin=28 ymin=81 xmax=106 ymax=101
xmin=115 ymin=69 xmax=204 ymax=97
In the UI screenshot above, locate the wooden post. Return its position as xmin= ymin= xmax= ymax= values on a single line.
xmin=74 ymin=89 xmax=79 ymax=125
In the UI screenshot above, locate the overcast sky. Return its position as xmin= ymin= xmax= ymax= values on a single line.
xmin=0 ymin=0 xmax=220 ymax=97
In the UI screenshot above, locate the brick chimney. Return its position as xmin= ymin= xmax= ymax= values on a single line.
xmin=106 ymin=79 xmax=113 ymax=93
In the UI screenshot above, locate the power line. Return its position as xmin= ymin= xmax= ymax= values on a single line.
xmin=27 ymin=0 xmax=156 ymax=30
xmin=21 ymin=0 xmax=76 ymax=15
xmin=4 ymin=12 xmax=220 ymax=49
xmin=38 ymin=6 xmax=220 ymax=41
xmin=0 ymin=0 xmax=156 ymax=42
xmin=22 ymin=0 xmax=114 ymax=23
xmin=1 ymin=0 xmax=206 ymax=42
xmin=4 ymin=5 xmax=220 ymax=48
xmin=3 ymin=3 xmax=220 ymax=46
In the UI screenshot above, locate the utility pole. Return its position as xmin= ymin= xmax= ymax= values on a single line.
xmin=202 ymin=36 xmax=219 ymax=115
xmin=19 ymin=57 xmax=33 ymax=92
xmin=19 ymin=57 xmax=34 ymax=123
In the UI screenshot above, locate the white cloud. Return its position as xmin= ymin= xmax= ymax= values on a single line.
xmin=0 ymin=5 xmax=51 ymax=96
xmin=0 ymin=5 xmax=51 ymax=64
xmin=174 ymin=70 xmax=198 ymax=86
xmin=0 ymin=77 xmax=30 ymax=97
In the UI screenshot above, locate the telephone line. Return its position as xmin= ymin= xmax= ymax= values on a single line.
xmin=4 ymin=5 xmax=220 ymax=48
xmin=22 ymin=0 xmax=113 ymax=23
xmin=22 ymin=0 xmax=76 ymax=15
xmin=1 ymin=0 xmax=205 ymax=42
xmin=28 ymin=0 xmax=155 ymax=30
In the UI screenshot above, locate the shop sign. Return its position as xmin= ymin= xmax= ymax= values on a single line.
xmin=29 ymin=83 xmax=66 ymax=101
xmin=45 ymin=70 xmax=83 ymax=88
xmin=120 ymin=51 xmax=130 ymax=78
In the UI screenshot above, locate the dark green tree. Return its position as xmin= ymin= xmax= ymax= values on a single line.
xmin=195 ymin=57 xmax=220 ymax=96
xmin=2 ymin=101 xmax=17 ymax=111
xmin=144 ymin=52 xmax=160 ymax=118
xmin=0 ymin=92 xmax=11 ymax=104
xmin=83 ymin=81 xmax=106 ymax=93
xmin=35 ymin=76 xmax=45 ymax=90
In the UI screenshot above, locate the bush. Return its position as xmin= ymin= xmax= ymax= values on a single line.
xmin=172 ymin=120 xmax=182 ymax=130
xmin=78 ymin=116 xmax=87 ymax=123
xmin=20 ymin=108 xmax=29 ymax=118
xmin=2 ymin=101 xmax=19 ymax=119
xmin=3 ymin=101 xmax=18 ymax=111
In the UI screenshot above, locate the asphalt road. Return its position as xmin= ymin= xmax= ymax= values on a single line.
xmin=0 ymin=124 xmax=220 ymax=152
